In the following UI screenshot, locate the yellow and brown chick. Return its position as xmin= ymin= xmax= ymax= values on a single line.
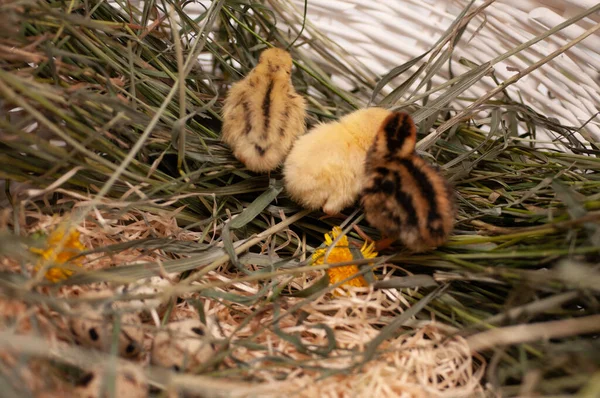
xmin=361 ymin=112 xmax=455 ymax=252
xmin=284 ymin=107 xmax=393 ymax=214
xmin=221 ymin=48 xmax=306 ymax=172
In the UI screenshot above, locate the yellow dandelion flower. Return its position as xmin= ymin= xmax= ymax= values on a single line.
xmin=30 ymin=224 xmax=85 ymax=282
xmin=312 ymin=226 xmax=378 ymax=289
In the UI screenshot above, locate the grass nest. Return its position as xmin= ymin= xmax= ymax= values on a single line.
xmin=1 ymin=0 xmax=599 ymax=397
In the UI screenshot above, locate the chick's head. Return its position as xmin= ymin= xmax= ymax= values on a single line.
xmin=258 ymin=47 xmax=293 ymax=78
xmin=374 ymin=112 xmax=417 ymax=159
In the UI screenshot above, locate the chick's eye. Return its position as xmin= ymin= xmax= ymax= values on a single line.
xmin=125 ymin=343 xmax=137 ymax=354
xmin=191 ymin=327 xmax=205 ymax=336
xmin=77 ymin=373 xmax=95 ymax=387
xmin=88 ymin=328 xmax=99 ymax=341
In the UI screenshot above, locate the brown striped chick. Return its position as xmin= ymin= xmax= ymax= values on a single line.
xmin=283 ymin=107 xmax=392 ymax=214
xmin=221 ymin=48 xmax=306 ymax=172
xmin=361 ymin=112 xmax=455 ymax=252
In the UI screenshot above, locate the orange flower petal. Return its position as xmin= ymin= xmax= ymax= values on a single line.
xmin=30 ymin=225 xmax=84 ymax=282
xmin=312 ymin=226 xmax=378 ymax=290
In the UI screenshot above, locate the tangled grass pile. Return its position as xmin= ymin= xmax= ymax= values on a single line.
xmin=0 ymin=0 xmax=599 ymax=397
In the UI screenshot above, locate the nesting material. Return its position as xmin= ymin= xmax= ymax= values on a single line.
xmin=282 ymin=327 xmax=486 ymax=398
xmin=201 ymin=276 xmax=487 ymax=398
xmin=2 ymin=0 xmax=599 ymax=396
xmin=0 ymin=209 xmax=487 ymax=397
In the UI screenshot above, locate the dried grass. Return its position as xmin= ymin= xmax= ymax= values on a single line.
xmin=1 ymin=208 xmax=489 ymax=397
xmin=1 ymin=0 xmax=599 ymax=397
